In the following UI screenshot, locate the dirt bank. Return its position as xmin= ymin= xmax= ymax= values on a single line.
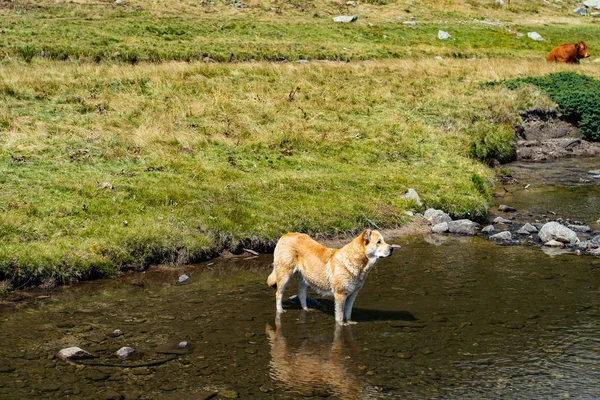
xmin=515 ymin=108 xmax=600 ymax=162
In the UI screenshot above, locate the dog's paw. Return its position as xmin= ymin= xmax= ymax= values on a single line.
xmin=343 ymin=321 xmax=358 ymax=326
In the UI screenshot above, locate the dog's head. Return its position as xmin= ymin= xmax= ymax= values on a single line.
xmin=362 ymin=230 xmax=400 ymax=259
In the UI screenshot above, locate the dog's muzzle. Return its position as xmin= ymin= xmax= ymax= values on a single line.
xmin=387 ymin=244 xmax=402 ymax=256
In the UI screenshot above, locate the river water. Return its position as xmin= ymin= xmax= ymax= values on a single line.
xmin=0 ymin=159 xmax=599 ymax=400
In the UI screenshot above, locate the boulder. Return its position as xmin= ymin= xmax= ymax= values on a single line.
xmin=431 ymin=222 xmax=449 ymax=233
xmin=424 ymin=208 xmax=452 ymax=225
xmin=574 ymin=7 xmax=587 ymax=14
xmin=585 ymin=0 xmax=600 ymax=9
xmin=538 ymin=222 xmax=579 ymax=245
xmin=447 ymin=219 xmax=479 ymax=236
xmin=401 ymin=188 xmax=422 ymax=206
xmin=490 ymin=231 xmax=512 ymax=241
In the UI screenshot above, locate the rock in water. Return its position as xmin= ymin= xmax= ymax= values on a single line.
xmin=538 ymin=222 xmax=578 ymax=245
xmin=58 ymin=347 xmax=94 ymax=361
xmin=116 ymin=347 xmax=136 ymax=360
xmin=447 ymin=220 xmax=479 ymax=235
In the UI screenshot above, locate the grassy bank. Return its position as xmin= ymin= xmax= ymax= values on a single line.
xmin=2 ymin=0 xmax=600 ymax=289
xmin=2 ymin=0 xmax=600 ymax=62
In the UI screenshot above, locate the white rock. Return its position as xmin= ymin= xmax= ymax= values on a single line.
xmin=333 ymin=15 xmax=358 ymax=23
xmin=438 ymin=30 xmax=451 ymax=40
xmin=401 ymin=188 xmax=422 ymax=206
xmin=527 ymin=32 xmax=544 ymax=41
xmin=116 ymin=347 xmax=136 ymax=360
xmin=431 ymin=222 xmax=449 ymax=233
xmin=490 ymin=231 xmax=512 ymax=241
xmin=58 ymin=347 xmax=93 ymax=361
xmin=538 ymin=221 xmax=579 ymax=245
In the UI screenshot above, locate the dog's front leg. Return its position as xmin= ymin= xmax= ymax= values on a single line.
xmin=343 ymin=291 xmax=359 ymax=324
xmin=334 ymin=291 xmax=346 ymax=325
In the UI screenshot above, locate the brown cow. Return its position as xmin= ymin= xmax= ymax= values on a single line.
xmin=546 ymin=41 xmax=591 ymax=64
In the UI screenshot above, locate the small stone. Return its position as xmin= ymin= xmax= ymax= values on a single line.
xmin=58 ymin=347 xmax=94 ymax=361
xmin=438 ymin=30 xmax=450 ymax=40
xmin=112 ymin=329 xmax=123 ymax=337
xmin=544 ymin=240 xmax=565 ymax=248
xmin=219 ymin=390 xmax=239 ymax=399
xmin=493 ymin=217 xmax=512 ymax=224
xmin=567 ymin=224 xmax=592 ymax=233
xmin=527 ymin=32 xmax=544 ymax=41
xmin=498 ymin=204 xmax=516 ymax=212
xmin=97 ymin=182 xmax=114 ymax=190
xmin=116 ymin=347 xmax=136 ymax=360
xmin=401 ymin=188 xmax=422 ymax=206
xmin=490 ymin=231 xmax=512 ymax=241
xmin=103 ymin=390 xmax=123 ymax=400
xmin=176 ymin=341 xmax=188 ymax=349
xmin=178 ymin=274 xmax=190 ymax=284
xmin=397 ymin=353 xmax=413 ymax=359
xmin=448 ymin=219 xmax=479 ymax=235
xmin=431 ymin=222 xmax=449 ymax=233
xmin=482 ymin=225 xmax=495 ymax=233
xmin=332 ymin=15 xmax=358 ymax=23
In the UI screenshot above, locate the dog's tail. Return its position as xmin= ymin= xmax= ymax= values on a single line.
xmin=267 ymin=264 xmax=277 ymax=289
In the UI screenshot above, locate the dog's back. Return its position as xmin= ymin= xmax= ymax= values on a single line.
xmin=268 ymin=233 xmax=335 ymax=291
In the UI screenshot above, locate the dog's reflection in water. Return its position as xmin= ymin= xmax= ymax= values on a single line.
xmin=266 ymin=313 xmax=379 ymax=399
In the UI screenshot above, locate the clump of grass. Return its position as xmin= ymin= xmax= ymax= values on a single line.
xmin=18 ymin=45 xmax=36 ymax=63
xmin=504 ymin=72 xmax=600 ymax=142
xmin=467 ymin=124 xmax=515 ymax=165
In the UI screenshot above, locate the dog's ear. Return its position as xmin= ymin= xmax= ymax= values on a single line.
xmin=362 ymin=229 xmax=372 ymax=244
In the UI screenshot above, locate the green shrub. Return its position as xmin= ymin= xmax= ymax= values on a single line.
xmin=504 ymin=72 xmax=600 ymax=141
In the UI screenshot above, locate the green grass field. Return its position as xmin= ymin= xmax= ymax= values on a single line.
xmin=1 ymin=0 xmax=599 ymax=289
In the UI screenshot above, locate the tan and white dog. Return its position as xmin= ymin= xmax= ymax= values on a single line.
xmin=267 ymin=230 xmax=400 ymax=325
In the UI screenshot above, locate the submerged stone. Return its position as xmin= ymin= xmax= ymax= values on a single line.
xmin=58 ymin=347 xmax=94 ymax=361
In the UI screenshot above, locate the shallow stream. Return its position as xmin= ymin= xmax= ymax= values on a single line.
xmin=0 ymin=158 xmax=599 ymax=400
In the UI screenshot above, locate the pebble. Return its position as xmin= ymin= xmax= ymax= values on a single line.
xmin=219 ymin=390 xmax=239 ymax=399
xmin=498 ymin=204 xmax=516 ymax=212
xmin=178 ymin=274 xmax=190 ymax=284
xmin=116 ymin=347 xmax=136 ymax=360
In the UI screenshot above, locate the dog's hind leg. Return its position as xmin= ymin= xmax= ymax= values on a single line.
xmin=297 ymin=276 xmax=309 ymax=311
xmin=275 ymin=272 xmax=292 ymax=314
